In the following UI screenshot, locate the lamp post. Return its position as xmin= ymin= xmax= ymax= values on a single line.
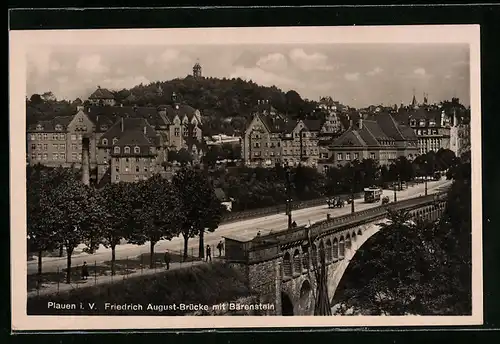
xmin=351 ymin=166 xmax=355 ymax=214
xmin=393 ymin=173 xmax=399 ymax=202
xmin=284 ymin=165 xmax=293 ymax=229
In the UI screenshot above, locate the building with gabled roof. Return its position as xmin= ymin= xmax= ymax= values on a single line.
xmin=88 ymin=86 xmax=116 ymax=106
xmin=317 ymin=113 xmax=419 ymax=172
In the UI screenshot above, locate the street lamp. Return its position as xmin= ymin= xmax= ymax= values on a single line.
xmin=351 ymin=166 xmax=355 ymax=214
xmin=393 ymin=173 xmax=399 ymax=202
xmin=284 ymin=165 xmax=293 ymax=229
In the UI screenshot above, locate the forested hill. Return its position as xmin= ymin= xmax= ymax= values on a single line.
xmin=26 ymin=76 xmax=328 ymax=135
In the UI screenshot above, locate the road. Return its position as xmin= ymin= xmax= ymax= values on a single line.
xmin=27 ymin=178 xmax=451 ymax=275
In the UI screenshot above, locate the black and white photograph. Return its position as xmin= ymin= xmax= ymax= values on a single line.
xmin=10 ymin=25 xmax=482 ymax=330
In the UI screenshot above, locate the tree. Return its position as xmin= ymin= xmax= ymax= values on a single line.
xmin=435 ymin=148 xmax=456 ymax=171
xmin=45 ymin=167 xmax=98 ymax=283
xmin=172 ymin=168 xmax=224 ymax=260
xmin=176 ymin=148 xmax=193 ymax=166
xmin=127 ymin=175 xmax=178 ymax=268
xmin=27 ymin=165 xmax=62 ymax=287
xmin=29 ymin=94 xmax=43 ymax=105
xmin=99 ymin=182 xmax=137 ymax=275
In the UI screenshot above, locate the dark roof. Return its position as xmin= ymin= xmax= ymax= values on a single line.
xmin=373 ymin=112 xmax=405 ymax=141
xmin=362 ymin=120 xmax=392 ymax=141
xmin=99 ymin=118 xmax=158 ymax=147
xmin=303 ymin=119 xmax=323 ymax=131
xmin=258 ymin=114 xmax=296 ymax=134
xmin=27 ymin=115 xmax=74 ymax=132
xmin=89 ymin=87 xmax=115 ymax=100
xmin=159 ymin=104 xmax=199 ymax=123
xmin=111 ymin=131 xmax=158 ymax=157
xmin=398 ymin=124 xmax=418 ymax=141
xmin=332 ymin=130 xmax=367 ymax=147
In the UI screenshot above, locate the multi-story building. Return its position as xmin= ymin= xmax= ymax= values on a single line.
xmin=27 ymin=90 xmax=205 ymax=185
xmin=317 ymin=113 xmax=418 ymax=172
xmin=406 ymin=108 xmax=454 ymax=155
xmin=242 ymin=104 xmax=324 ymax=167
xmin=26 ymin=106 xmax=97 ymax=169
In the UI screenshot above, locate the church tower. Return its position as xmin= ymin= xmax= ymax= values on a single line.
xmin=193 ymin=59 xmax=202 ymax=78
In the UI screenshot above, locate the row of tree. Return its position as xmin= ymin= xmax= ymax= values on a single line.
xmin=206 ymin=149 xmax=459 ymax=212
xmin=27 ymin=165 xmax=225 ymax=284
xmin=333 ymin=154 xmax=471 ymax=315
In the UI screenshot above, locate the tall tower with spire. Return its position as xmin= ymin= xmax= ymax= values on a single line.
xmin=193 ymin=59 xmax=202 ymax=79
xmin=411 ymin=88 xmax=417 ymax=108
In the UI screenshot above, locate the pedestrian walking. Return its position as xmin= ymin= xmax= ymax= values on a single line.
xmin=81 ymin=262 xmax=89 ymax=280
xmin=217 ymin=240 xmax=224 ymax=257
xmin=206 ymin=245 xmax=212 ymax=262
xmin=164 ymin=250 xmax=171 ymax=270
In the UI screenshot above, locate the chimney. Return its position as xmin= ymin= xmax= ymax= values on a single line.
xmin=143 ymin=126 xmax=147 ymax=135
xmin=121 ymin=117 xmax=124 ymax=132
xmin=81 ymin=136 xmax=90 ymax=186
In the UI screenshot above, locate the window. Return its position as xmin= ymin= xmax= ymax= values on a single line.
xmin=101 ymin=125 xmax=108 ymax=131
xmin=51 ymin=144 xmax=57 ymax=150
xmin=31 ymin=153 xmax=36 ymax=161
xmin=42 ymin=153 xmax=48 ymax=160
xmin=115 ymin=158 xmax=119 ymax=163
xmin=112 ymin=138 xmax=118 ymax=145
xmin=60 ymin=144 xmax=65 ymax=150
xmin=55 ymin=124 xmax=62 ymax=131
xmin=144 ymin=167 xmax=148 ymax=172
xmin=354 ymin=153 xmax=359 ymax=160
xmin=410 ymin=119 xmax=416 ymax=126
xmin=72 ymin=144 xmax=77 ymax=150
xmin=43 ymin=144 xmax=48 ymax=150
xmin=36 ymin=133 xmax=42 ymax=140
xmin=37 ymin=154 xmax=42 ymax=160
xmin=183 ymin=128 xmax=189 ymax=136
xmin=60 ymin=153 xmax=65 ymax=160
xmin=78 ymin=117 xmax=83 ymax=122
xmin=254 ymin=142 xmax=260 ymax=148
xmin=59 ymin=133 xmax=66 ymax=140
xmin=114 ymin=146 xmax=120 ymax=154
xmin=37 ymin=144 xmax=42 ymax=150
xmin=72 ymin=152 xmax=77 ymax=160
xmin=174 ymin=128 xmax=180 ymax=137
xmin=42 ymin=134 xmax=48 ymax=140
xmin=31 ymin=144 xmax=36 ymax=150
xmin=134 ymin=146 xmax=140 ymax=154
xmin=125 ymin=167 xmax=129 ymax=172
xmin=125 ymin=158 xmax=129 ymax=163
xmin=124 ymin=146 xmax=130 ymax=154
xmin=135 ymin=158 xmax=140 ymax=162
xmin=30 ymin=134 xmax=36 ymax=141
xmin=115 ymin=166 xmax=119 ymax=172
xmin=115 ymin=175 xmax=120 ymax=181
xmin=36 ymin=125 xmax=43 ymax=131
xmin=337 ymin=153 xmax=343 ymax=161
xmin=71 ymin=134 xmax=77 ymax=141
xmin=78 ymin=134 xmax=82 ymax=140
xmin=136 ymin=166 xmax=140 ymax=172
xmin=52 ymin=134 xmax=58 ymax=140
xmin=78 ymin=153 xmax=82 ymax=161
xmin=346 ymin=153 xmax=351 ymax=160
xmin=370 ymin=153 xmax=376 ymax=160
xmin=192 ymin=130 xmax=197 ymax=138
xmin=283 ymin=149 xmax=287 ymax=155
xmin=53 ymin=153 xmax=58 ymax=160
xmin=102 ymin=139 xmax=108 ymax=145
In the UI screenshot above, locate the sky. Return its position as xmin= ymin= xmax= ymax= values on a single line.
xmin=26 ymin=43 xmax=470 ymax=108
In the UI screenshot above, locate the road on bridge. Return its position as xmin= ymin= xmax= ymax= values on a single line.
xmin=26 ymin=178 xmax=451 ymax=275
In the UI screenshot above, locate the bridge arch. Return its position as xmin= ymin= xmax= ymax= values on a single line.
xmin=281 ymin=291 xmax=294 ymax=315
xmin=346 ymin=233 xmax=352 ymax=250
xmin=339 ymin=236 xmax=345 ymax=259
xmin=293 ymin=249 xmax=301 ymax=273
xmin=302 ymin=247 xmax=310 ymax=271
xmin=311 ymin=244 xmax=318 ymax=267
xmin=297 ymin=280 xmax=313 ymax=314
xmin=325 ymin=239 xmax=333 ymax=262
xmin=319 ymin=241 xmax=325 ymax=265
xmin=352 ymin=231 xmax=357 ymax=244
xmin=283 ymin=252 xmax=292 ymax=278
xmin=333 ymin=238 xmax=339 ymax=261
xmin=357 ymin=229 xmax=362 ymax=236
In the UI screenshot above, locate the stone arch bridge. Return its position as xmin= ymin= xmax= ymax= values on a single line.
xmin=224 ymin=192 xmax=448 ymax=315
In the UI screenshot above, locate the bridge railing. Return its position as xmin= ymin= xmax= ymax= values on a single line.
xmin=238 ymin=191 xmax=448 ymax=261
xmin=220 ymin=192 xmax=365 ymax=224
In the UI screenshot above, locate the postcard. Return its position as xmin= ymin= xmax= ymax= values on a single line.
xmin=10 ymin=24 xmax=482 ymax=331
